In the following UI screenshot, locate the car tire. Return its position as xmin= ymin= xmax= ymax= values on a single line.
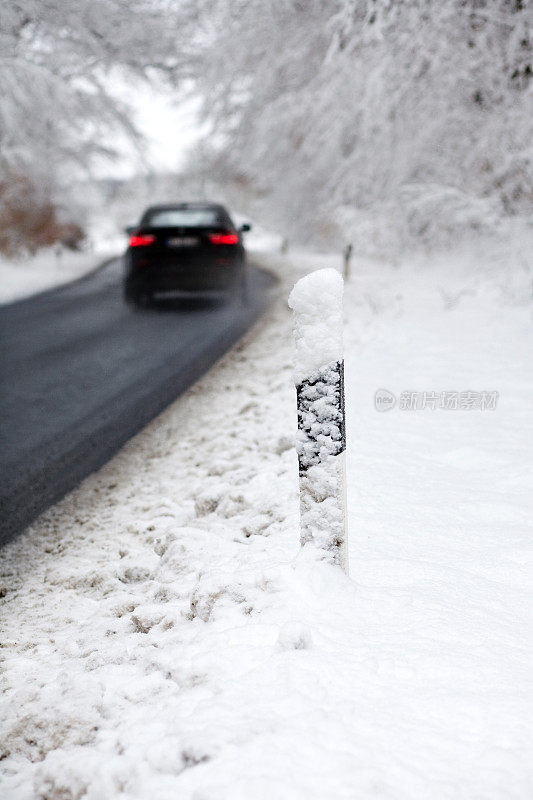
xmin=136 ymin=290 xmax=152 ymax=308
xmin=125 ymin=282 xmax=151 ymax=308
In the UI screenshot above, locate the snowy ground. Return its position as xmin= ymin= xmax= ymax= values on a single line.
xmin=1 ymin=239 xmax=532 ymax=799
xmin=0 ymin=248 xmax=115 ymax=305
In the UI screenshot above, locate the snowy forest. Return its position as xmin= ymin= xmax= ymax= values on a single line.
xmin=1 ymin=0 xmax=532 ymax=253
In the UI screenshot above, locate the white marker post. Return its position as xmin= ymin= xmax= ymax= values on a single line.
xmin=288 ymin=269 xmax=348 ymax=573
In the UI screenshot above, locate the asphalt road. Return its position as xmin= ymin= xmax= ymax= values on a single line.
xmin=0 ymin=257 xmax=276 ymax=544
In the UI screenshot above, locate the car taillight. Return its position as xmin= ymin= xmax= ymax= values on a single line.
xmin=209 ymin=232 xmax=239 ymax=245
xmin=129 ymin=234 xmax=156 ymax=247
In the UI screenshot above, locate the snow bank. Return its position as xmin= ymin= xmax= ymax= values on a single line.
xmin=0 ymin=247 xmax=116 ymax=305
xmin=288 ymin=268 xmax=343 ymax=384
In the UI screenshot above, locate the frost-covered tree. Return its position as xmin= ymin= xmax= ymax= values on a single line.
xmin=190 ymin=0 xmax=533 ymax=248
xmin=1 ymin=0 xmax=198 ymax=169
xmin=0 ymin=0 xmax=199 ymax=251
xmin=2 ymin=0 xmax=532 ymax=253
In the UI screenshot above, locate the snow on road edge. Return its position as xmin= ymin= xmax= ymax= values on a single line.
xmin=0 ymin=245 xmax=124 ymax=305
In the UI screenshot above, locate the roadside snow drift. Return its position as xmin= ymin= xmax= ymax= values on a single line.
xmin=0 ymin=247 xmax=117 ymax=305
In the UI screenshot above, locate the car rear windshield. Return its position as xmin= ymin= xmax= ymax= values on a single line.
xmin=142 ymin=208 xmax=222 ymax=228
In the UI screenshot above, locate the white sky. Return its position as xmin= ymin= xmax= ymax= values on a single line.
xmin=134 ymin=89 xmax=203 ymax=172
xmin=99 ymin=79 xmax=204 ymax=178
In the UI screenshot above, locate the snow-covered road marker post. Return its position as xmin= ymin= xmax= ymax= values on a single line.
xmin=288 ymin=269 xmax=349 ymax=574
xmin=343 ymin=243 xmax=353 ymax=280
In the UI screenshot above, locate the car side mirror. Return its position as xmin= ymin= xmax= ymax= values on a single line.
xmin=124 ymin=225 xmax=137 ymax=235
xmin=240 ymin=223 xmax=252 ymax=233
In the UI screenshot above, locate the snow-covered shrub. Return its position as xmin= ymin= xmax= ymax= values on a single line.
xmin=0 ymin=173 xmax=85 ymax=256
xmin=398 ymin=184 xmax=504 ymax=244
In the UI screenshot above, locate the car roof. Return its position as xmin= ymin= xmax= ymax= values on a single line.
xmin=142 ymin=202 xmax=228 ymax=213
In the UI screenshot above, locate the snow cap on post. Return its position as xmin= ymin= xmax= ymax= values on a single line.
xmin=288 ymin=268 xmax=344 ymax=385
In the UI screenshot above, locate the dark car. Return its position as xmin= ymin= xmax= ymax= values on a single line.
xmin=124 ymin=202 xmax=251 ymax=306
